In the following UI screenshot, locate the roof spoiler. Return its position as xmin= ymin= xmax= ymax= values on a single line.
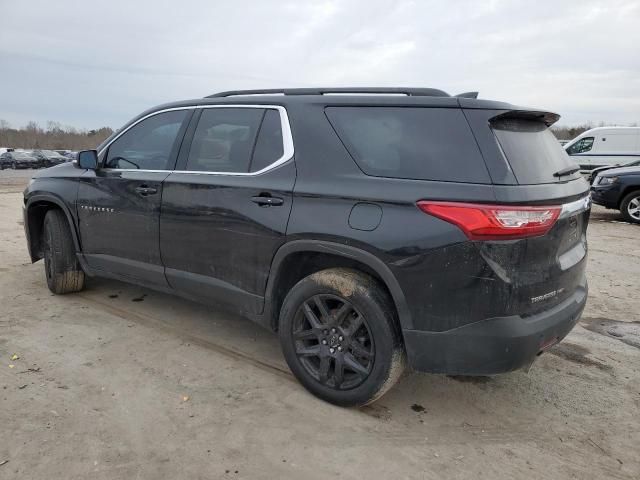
xmin=490 ymin=110 xmax=560 ymax=127
xmin=455 ymin=91 xmax=478 ymax=99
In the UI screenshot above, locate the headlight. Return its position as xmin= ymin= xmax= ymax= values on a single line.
xmin=599 ymin=176 xmax=618 ymax=185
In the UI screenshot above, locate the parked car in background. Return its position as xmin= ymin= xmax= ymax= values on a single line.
xmin=0 ymin=151 xmax=40 ymax=169
xmin=591 ymin=165 xmax=640 ymax=223
xmin=31 ymin=149 xmax=69 ymax=168
xmin=0 ymin=147 xmax=15 ymax=155
xmin=588 ymin=159 xmax=640 ymax=184
xmin=23 ymin=87 xmax=590 ymax=406
xmin=63 ymin=151 xmax=78 ymax=161
xmin=564 ymin=127 xmax=640 ymax=172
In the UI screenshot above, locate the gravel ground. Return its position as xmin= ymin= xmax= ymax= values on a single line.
xmin=1 ymin=169 xmax=639 ymax=479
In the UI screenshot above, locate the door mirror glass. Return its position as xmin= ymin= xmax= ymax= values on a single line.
xmin=77 ymin=150 xmax=98 ymax=169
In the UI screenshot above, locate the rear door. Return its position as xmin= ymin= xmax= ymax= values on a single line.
xmin=77 ymin=109 xmax=191 ymax=287
xmin=160 ymin=106 xmax=295 ymax=315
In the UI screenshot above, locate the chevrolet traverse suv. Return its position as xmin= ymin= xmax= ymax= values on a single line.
xmin=23 ymin=88 xmax=590 ymax=406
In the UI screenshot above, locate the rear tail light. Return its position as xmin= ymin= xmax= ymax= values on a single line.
xmin=416 ymin=201 xmax=561 ymax=240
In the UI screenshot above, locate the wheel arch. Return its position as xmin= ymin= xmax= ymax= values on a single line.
xmin=264 ymin=240 xmax=412 ymax=332
xmin=25 ymin=194 xmax=81 ymax=262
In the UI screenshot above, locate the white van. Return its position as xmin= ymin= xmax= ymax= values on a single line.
xmin=564 ymin=127 xmax=640 ymax=171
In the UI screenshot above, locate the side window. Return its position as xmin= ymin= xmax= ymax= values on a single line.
xmin=105 ymin=110 xmax=188 ymax=170
xmin=325 ymin=107 xmax=490 ymax=183
xmin=566 ymin=137 xmax=594 ymax=155
xmin=186 ymin=108 xmax=263 ymax=173
xmin=250 ymin=109 xmax=284 ymax=172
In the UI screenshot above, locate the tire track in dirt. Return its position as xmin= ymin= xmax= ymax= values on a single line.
xmin=76 ymin=292 xmax=296 ymax=382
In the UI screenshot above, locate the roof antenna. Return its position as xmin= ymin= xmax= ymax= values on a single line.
xmin=455 ymin=92 xmax=479 ymax=99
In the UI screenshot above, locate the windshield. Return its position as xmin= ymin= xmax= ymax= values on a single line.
xmin=14 ymin=152 xmax=33 ymax=159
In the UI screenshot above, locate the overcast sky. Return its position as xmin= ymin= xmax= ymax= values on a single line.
xmin=1 ymin=0 xmax=638 ymax=130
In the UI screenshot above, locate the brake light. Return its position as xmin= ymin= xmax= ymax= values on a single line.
xmin=416 ymin=201 xmax=561 ymax=240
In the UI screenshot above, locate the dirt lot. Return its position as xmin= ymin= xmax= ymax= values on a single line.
xmin=1 ymin=169 xmax=639 ymax=479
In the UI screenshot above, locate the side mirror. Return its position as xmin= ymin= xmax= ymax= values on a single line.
xmin=77 ymin=150 xmax=98 ymax=170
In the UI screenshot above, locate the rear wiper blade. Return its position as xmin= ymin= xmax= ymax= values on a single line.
xmin=553 ymin=165 xmax=580 ymax=177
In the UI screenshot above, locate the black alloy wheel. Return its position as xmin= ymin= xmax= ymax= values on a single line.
xmin=279 ymin=268 xmax=405 ymax=406
xmin=292 ymin=294 xmax=374 ymax=390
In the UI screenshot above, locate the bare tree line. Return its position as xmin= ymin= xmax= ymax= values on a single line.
xmin=0 ymin=120 xmax=113 ymax=151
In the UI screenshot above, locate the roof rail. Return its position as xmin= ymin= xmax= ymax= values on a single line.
xmin=206 ymin=87 xmax=450 ymax=98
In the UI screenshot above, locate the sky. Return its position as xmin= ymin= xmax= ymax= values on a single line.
xmin=0 ymin=0 xmax=639 ymax=130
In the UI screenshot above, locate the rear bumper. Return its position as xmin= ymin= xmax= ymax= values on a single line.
xmin=403 ymin=282 xmax=587 ymax=375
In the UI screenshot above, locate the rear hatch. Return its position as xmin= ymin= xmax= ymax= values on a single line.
xmin=464 ymin=108 xmax=590 ymax=316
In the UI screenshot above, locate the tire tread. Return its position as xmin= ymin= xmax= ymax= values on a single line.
xmin=44 ymin=209 xmax=85 ymax=294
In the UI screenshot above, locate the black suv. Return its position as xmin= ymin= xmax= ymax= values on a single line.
xmin=23 ymin=88 xmax=591 ymax=406
xmin=590 ymin=165 xmax=640 ymax=223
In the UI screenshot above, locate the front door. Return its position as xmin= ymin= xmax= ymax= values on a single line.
xmin=160 ymin=106 xmax=295 ymax=315
xmin=566 ymin=135 xmax=595 ymax=170
xmin=77 ymin=109 xmax=192 ymax=287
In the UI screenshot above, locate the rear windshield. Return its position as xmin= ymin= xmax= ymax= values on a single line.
xmin=491 ymin=118 xmax=580 ymax=184
xmin=325 ymin=107 xmax=490 ymax=183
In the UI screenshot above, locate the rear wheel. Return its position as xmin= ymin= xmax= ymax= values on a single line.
xmin=620 ymin=191 xmax=640 ymax=224
xmin=279 ymin=268 xmax=405 ymax=406
xmin=43 ymin=209 xmax=85 ymax=294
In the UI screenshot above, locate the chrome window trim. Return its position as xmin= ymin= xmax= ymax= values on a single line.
xmin=98 ymin=104 xmax=294 ymax=176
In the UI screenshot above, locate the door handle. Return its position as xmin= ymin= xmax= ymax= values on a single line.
xmin=251 ymin=195 xmax=284 ymax=207
xmin=135 ymin=185 xmax=158 ymax=196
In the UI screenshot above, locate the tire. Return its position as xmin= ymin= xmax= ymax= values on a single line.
xmin=279 ymin=268 xmax=405 ymax=407
xmin=43 ymin=209 xmax=85 ymax=294
xmin=620 ymin=191 xmax=640 ymax=224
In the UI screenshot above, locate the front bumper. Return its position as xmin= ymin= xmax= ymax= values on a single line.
xmin=403 ymin=283 xmax=587 ymax=375
xmin=590 ymin=183 xmax=621 ymax=208
xmin=15 ymin=163 xmax=35 ymax=169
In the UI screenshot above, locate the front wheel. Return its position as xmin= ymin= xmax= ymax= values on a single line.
xmin=43 ymin=209 xmax=85 ymax=294
xmin=279 ymin=268 xmax=405 ymax=407
xmin=620 ymin=191 xmax=640 ymax=224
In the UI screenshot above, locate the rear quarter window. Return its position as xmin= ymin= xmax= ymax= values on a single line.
xmin=325 ymin=107 xmax=490 ymax=183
